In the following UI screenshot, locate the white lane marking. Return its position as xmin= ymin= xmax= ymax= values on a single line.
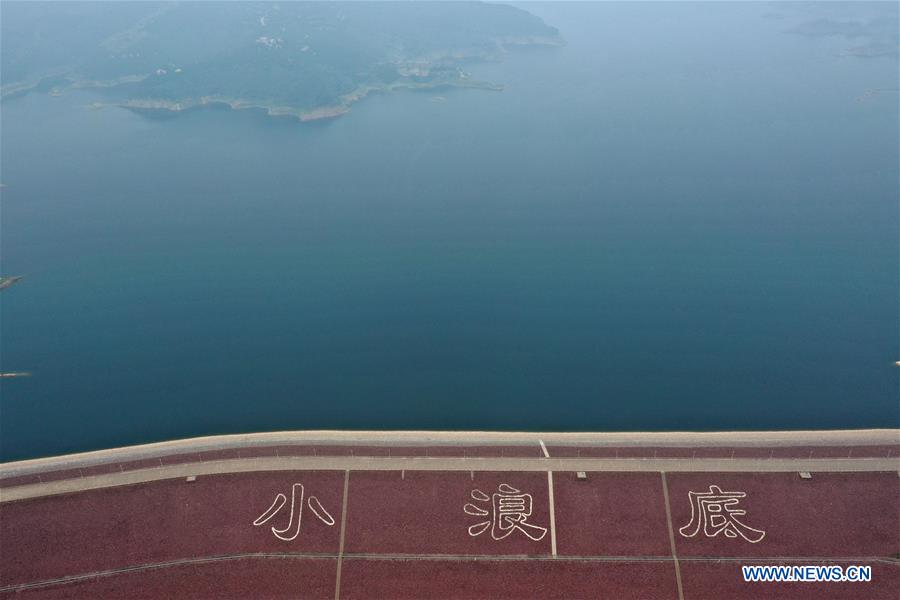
xmin=539 ymin=440 xmax=550 ymax=458
xmin=547 ymin=471 xmax=557 ymax=557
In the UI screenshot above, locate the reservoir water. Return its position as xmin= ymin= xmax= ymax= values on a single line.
xmin=1 ymin=3 xmax=897 ymax=460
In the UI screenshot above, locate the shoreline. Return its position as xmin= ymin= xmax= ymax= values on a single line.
xmin=3 ymin=428 xmax=897 ymax=473
xmin=101 ymin=78 xmax=504 ymax=122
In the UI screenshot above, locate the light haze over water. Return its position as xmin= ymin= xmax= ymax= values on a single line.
xmin=1 ymin=2 xmax=898 ymax=460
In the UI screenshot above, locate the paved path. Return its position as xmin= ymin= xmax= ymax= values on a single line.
xmin=2 ymin=455 xmax=897 ymax=502
xmin=4 ymin=428 xmax=897 ymax=474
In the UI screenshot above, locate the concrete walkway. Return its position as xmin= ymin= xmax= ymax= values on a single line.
xmin=3 ymin=455 xmax=898 ymax=502
xmin=3 ymin=428 xmax=897 ymax=475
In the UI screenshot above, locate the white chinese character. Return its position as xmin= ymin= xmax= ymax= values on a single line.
xmin=464 ymin=483 xmax=547 ymax=541
xmin=679 ymin=484 xmax=765 ymax=543
xmin=253 ymin=483 xmax=335 ymax=541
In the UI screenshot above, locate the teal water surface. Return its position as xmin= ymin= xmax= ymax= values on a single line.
xmin=1 ymin=3 xmax=898 ymax=460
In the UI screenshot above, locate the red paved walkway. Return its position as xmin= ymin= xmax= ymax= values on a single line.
xmin=339 ymin=559 xmax=678 ymax=599
xmin=0 ymin=472 xmax=343 ymax=586
xmin=344 ymin=471 xmax=552 ymax=556
xmin=553 ymin=472 xmax=670 ymax=556
xmin=1 ymin=468 xmax=898 ymax=598
xmin=4 ymin=558 xmax=336 ymax=600
xmin=680 ymin=560 xmax=900 ymax=600
xmin=667 ymin=472 xmax=899 ymax=558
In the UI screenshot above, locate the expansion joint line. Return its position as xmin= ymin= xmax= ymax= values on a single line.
xmin=333 ymin=469 xmax=350 ymax=600
xmin=540 ymin=440 xmax=557 ymax=557
xmin=660 ymin=471 xmax=684 ymax=600
xmin=547 ymin=471 xmax=558 ymax=557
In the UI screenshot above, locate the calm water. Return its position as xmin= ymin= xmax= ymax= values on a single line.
xmin=1 ymin=3 xmax=898 ymax=461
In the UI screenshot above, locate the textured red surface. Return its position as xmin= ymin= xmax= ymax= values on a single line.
xmin=0 ymin=558 xmax=336 ymax=600
xmin=382 ymin=446 xmax=428 ymax=457
xmin=196 ymin=448 xmax=241 ymax=461
xmin=338 ymin=558 xmax=679 ymax=600
xmin=342 ymin=445 xmax=392 ymax=457
xmin=679 ymin=560 xmax=900 ymax=600
xmin=0 ymin=471 xmax=344 ymax=587
xmin=667 ymin=472 xmax=900 ymax=558
xmin=423 ymin=446 xmax=468 ymax=457
xmin=460 ymin=445 xmax=504 ymax=457
xmin=1 ymin=467 xmax=897 ymax=598
xmin=546 ymin=445 xmax=900 ymax=459
xmin=117 ymin=457 xmax=164 ymax=471
xmin=33 ymin=469 xmax=84 ymax=483
xmin=235 ymin=446 xmax=280 ymax=459
xmin=79 ymin=462 xmax=123 ymax=477
xmin=0 ymin=473 xmax=42 ymax=487
xmin=553 ymin=472 xmax=670 ymax=557
xmin=845 ymin=444 xmax=898 ymax=458
xmin=344 ymin=470 xmax=552 ymax=556
xmin=159 ymin=452 xmax=204 ymax=466
xmin=494 ymin=446 xmax=539 ymax=457
xmin=267 ymin=445 xmax=318 ymax=457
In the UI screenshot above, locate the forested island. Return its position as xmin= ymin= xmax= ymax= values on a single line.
xmin=1 ymin=1 xmax=562 ymax=120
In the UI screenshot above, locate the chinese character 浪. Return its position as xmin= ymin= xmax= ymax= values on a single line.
xmin=464 ymin=483 xmax=547 ymax=541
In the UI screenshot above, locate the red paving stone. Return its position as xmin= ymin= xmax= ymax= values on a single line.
xmin=1 ymin=464 xmax=898 ymax=598
xmin=544 ymin=445 xmax=900 ymax=460
xmin=501 ymin=446 xmax=543 ymax=458
xmin=118 ymin=457 xmax=163 ymax=471
xmin=464 ymin=445 xmax=504 ymax=457
xmin=553 ymin=472 xmax=670 ymax=557
xmin=79 ymin=462 xmax=123 ymax=477
xmin=311 ymin=446 xmax=354 ymax=456
xmin=848 ymin=445 xmax=899 ymax=458
xmin=615 ymin=447 xmax=662 ymax=459
xmin=725 ymin=447 xmax=781 ymax=459
xmin=545 ymin=446 xmax=581 ymax=457
xmin=1 ymin=558 xmax=336 ymax=600
xmin=159 ymin=452 xmax=204 ymax=466
xmin=346 ymin=446 xmax=391 ymax=457
xmin=0 ymin=473 xmax=43 ymax=488
xmin=769 ymin=446 xmax=846 ymax=459
xmin=235 ymin=446 xmax=279 ymax=459
xmin=652 ymin=447 xmax=701 ymax=458
xmin=0 ymin=471 xmax=344 ymax=587
xmin=572 ymin=447 xmax=621 ymax=458
xmin=698 ymin=447 xmax=754 ymax=459
xmin=680 ymin=560 xmax=900 ymax=600
xmin=339 ymin=558 xmax=679 ymax=600
xmin=267 ymin=445 xmax=318 ymax=457
xmin=33 ymin=469 xmax=83 ymax=483
xmin=196 ymin=448 xmax=241 ymax=461
xmin=344 ymin=471 xmax=552 ymax=556
xmin=385 ymin=446 xmax=427 ymax=457
xmin=424 ymin=446 xmax=468 ymax=457
xmin=667 ymin=472 xmax=899 ymax=558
